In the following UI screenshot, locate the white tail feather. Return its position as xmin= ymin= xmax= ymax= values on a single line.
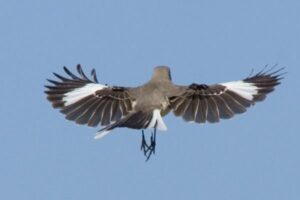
xmin=147 ymin=109 xmax=167 ymax=131
xmin=94 ymin=130 xmax=111 ymax=140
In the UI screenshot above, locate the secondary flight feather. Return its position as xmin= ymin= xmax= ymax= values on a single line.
xmin=45 ymin=64 xmax=284 ymax=160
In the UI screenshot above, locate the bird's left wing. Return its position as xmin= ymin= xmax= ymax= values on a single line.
xmin=169 ymin=67 xmax=285 ymax=123
xmin=45 ymin=65 xmax=135 ymax=128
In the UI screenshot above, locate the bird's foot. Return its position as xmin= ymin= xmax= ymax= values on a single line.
xmin=140 ymin=129 xmax=156 ymax=161
xmin=140 ymin=130 xmax=149 ymax=155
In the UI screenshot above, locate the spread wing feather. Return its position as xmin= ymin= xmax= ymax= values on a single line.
xmin=45 ymin=64 xmax=135 ymax=127
xmin=170 ymin=67 xmax=284 ymax=123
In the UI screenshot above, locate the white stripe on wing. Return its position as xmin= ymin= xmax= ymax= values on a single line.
xmin=63 ymin=83 xmax=108 ymax=106
xmin=221 ymin=81 xmax=258 ymax=101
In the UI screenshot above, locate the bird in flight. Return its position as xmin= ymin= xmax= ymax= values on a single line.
xmin=45 ymin=65 xmax=284 ymax=160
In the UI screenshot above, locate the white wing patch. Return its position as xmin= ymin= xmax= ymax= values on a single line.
xmin=63 ymin=83 xmax=107 ymax=106
xmin=221 ymin=81 xmax=258 ymax=101
xmin=147 ymin=109 xmax=167 ymax=131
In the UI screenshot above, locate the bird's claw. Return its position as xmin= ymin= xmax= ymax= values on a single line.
xmin=140 ymin=128 xmax=157 ymax=161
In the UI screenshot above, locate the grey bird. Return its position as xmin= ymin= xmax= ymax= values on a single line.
xmin=45 ymin=65 xmax=284 ymax=160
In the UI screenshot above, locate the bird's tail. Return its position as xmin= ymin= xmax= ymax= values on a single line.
xmin=94 ymin=109 xmax=167 ymax=139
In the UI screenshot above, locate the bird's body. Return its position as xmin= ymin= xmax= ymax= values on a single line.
xmin=45 ymin=65 xmax=284 ymax=160
xmin=130 ymin=67 xmax=174 ymax=107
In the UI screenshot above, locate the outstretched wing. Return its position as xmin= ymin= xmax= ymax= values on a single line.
xmin=169 ymin=67 xmax=285 ymax=123
xmin=45 ymin=64 xmax=135 ymax=127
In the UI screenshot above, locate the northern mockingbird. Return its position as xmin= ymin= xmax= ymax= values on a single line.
xmin=45 ymin=65 xmax=284 ymax=160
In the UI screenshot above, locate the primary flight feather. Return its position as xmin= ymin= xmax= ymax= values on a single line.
xmin=45 ymin=64 xmax=284 ymax=160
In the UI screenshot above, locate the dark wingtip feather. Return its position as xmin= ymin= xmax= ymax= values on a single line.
xmin=256 ymin=64 xmax=269 ymax=77
xmin=46 ymin=79 xmax=61 ymax=86
xmin=244 ymin=65 xmax=286 ymax=102
xmin=76 ymin=64 xmax=91 ymax=81
xmin=44 ymin=85 xmax=56 ymax=90
xmin=47 ymin=65 xmax=99 ymax=88
xmin=53 ymin=72 xmax=72 ymax=82
xmin=63 ymin=66 xmax=81 ymax=80
xmin=45 ymin=65 xmax=106 ymax=116
xmin=244 ymin=65 xmax=286 ymax=82
xmin=91 ymin=69 xmax=99 ymax=83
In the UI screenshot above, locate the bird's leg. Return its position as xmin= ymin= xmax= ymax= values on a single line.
xmin=145 ymin=121 xmax=157 ymax=161
xmin=150 ymin=125 xmax=157 ymax=154
xmin=140 ymin=130 xmax=149 ymax=156
xmin=140 ymin=122 xmax=158 ymax=161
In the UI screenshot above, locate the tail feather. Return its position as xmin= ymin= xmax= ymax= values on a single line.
xmin=94 ymin=109 xmax=167 ymax=139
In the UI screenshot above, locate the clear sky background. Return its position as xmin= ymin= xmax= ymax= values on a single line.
xmin=0 ymin=0 xmax=299 ymax=199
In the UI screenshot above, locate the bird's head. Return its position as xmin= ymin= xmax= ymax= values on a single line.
xmin=151 ymin=66 xmax=172 ymax=82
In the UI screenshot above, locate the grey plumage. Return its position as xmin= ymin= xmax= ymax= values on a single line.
xmin=45 ymin=64 xmax=284 ymax=161
xmin=45 ymin=64 xmax=284 ymax=159
xmin=45 ymin=64 xmax=284 ymax=133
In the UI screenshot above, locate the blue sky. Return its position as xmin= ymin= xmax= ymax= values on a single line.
xmin=0 ymin=0 xmax=299 ymax=199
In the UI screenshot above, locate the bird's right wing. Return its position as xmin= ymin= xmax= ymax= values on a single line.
xmin=45 ymin=65 xmax=135 ymax=128
xmin=169 ymin=67 xmax=285 ymax=123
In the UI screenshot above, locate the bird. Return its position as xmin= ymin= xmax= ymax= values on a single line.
xmin=45 ymin=64 xmax=284 ymax=160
